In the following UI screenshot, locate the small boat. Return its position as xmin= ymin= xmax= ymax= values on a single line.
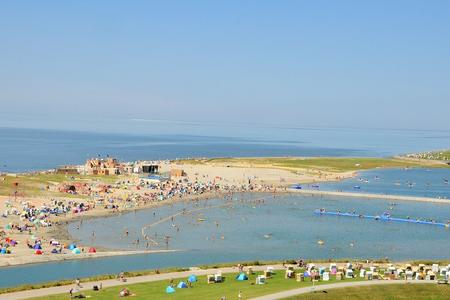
xmin=353 ymin=185 xmax=361 ymax=189
xmin=197 ymin=218 xmax=205 ymax=222
xmin=317 ymin=240 xmax=325 ymax=245
xmin=311 ymin=184 xmax=320 ymax=188
xmin=443 ymin=178 xmax=449 ymax=184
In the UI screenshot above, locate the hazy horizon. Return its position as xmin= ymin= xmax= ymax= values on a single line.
xmin=1 ymin=1 xmax=449 ymax=131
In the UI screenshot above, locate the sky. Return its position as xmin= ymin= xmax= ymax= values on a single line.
xmin=1 ymin=0 xmax=449 ymax=132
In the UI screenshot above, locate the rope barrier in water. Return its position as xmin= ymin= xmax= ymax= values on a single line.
xmin=314 ymin=209 xmax=449 ymax=228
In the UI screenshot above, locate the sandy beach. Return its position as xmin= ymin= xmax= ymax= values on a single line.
xmin=1 ymin=158 xmax=447 ymax=268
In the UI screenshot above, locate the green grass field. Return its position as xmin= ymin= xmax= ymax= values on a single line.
xmin=0 ymin=173 xmax=119 ymax=197
xmin=284 ymin=284 xmax=450 ymax=299
xmin=179 ymin=157 xmax=448 ymax=172
xmin=31 ymin=271 xmax=364 ymax=300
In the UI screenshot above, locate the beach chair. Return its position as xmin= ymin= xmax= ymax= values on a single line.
xmin=345 ymin=269 xmax=354 ymax=278
xmin=366 ymin=271 xmax=373 ymax=280
xmin=372 ymin=272 xmax=379 ymax=280
xmin=439 ymin=267 xmax=447 ymax=277
xmin=256 ymin=275 xmax=266 ymax=285
xmin=246 ymin=267 xmax=253 ymax=275
xmin=336 ymin=272 xmax=344 ymax=280
xmin=426 ymin=273 xmax=436 ymax=281
xmin=359 ymin=269 xmax=366 ymax=278
xmin=207 ymin=274 xmax=215 ymax=284
xmin=214 ymin=273 xmax=223 ymax=283
xmin=405 ymin=271 xmax=413 ymax=280
xmin=267 ymin=266 xmax=274 ymax=274
xmin=285 ymin=269 xmax=295 ymax=279
xmin=432 ymin=264 xmax=439 ymax=273
xmin=296 ymin=273 xmax=304 ymax=282
xmin=319 ymin=267 xmax=326 ymax=275
xmin=322 ymin=272 xmax=330 ymax=281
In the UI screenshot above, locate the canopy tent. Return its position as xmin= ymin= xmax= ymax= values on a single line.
xmin=177 ymin=281 xmax=188 ymax=288
xmin=188 ymin=275 xmax=197 ymax=283
xmin=236 ymin=273 xmax=248 ymax=281
xmin=166 ymin=286 xmax=175 ymax=294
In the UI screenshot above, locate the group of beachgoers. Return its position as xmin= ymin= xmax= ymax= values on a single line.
xmin=0 ymin=168 xmax=282 ymax=258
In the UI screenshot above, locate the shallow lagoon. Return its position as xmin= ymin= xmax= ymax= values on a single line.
xmin=1 ymin=192 xmax=449 ymax=288
xmin=70 ymin=193 xmax=450 ymax=260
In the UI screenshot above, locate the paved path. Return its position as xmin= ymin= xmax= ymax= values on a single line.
xmin=289 ymin=189 xmax=450 ymax=204
xmin=250 ymin=280 xmax=435 ymax=300
xmin=0 ymin=265 xmax=278 ymax=300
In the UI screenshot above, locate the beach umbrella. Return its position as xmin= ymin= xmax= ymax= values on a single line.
xmin=166 ymin=286 xmax=175 ymax=294
xmin=188 ymin=275 xmax=197 ymax=283
xmin=177 ymin=281 xmax=188 ymax=288
xmin=72 ymin=248 xmax=81 ymax=254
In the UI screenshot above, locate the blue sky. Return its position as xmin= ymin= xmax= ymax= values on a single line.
xmin=1 ymin=0 xmax=449 ymax=131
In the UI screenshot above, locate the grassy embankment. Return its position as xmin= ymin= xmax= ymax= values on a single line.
xmin=178 ymin=157 xmax=449 ymax=173
xmin=0 ymin=173 xmax=119 ymax=198
xmin=284 ymin=284 xmax=450 ymax=300
xmin=30 ymin=270 xmax=366 ymax=300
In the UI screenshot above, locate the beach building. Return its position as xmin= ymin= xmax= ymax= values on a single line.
xmin=142 ymin=165 xmax=159 ymax=174
xmin=55 ymin=166 xmax=80 ymax=175
xmin=85 ymin=158 xmax=120 ymax=175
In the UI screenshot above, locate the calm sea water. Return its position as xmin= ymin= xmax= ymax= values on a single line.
xmin=2 ymin=126 xmax=450 ymax=172
xmin=317 ymin=168 xmax=450 ymax=199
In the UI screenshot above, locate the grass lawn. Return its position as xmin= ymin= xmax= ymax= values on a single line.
xmin=31 ymin=271 xmax=363 ymax=300
xmin=284 ymin=283 xmax=450 ymax=300
xmin=179 ymin=157 xmax=448 ymax=172
xmin=0 ymin=173 xmax=119 ymax=197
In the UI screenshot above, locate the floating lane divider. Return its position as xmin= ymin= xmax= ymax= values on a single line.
xmin=314 ymin=209 xmax=449 ymax=228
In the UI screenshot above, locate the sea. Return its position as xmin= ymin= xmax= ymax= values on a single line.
xmin=2 ymin=125 xmax=450 ymax=173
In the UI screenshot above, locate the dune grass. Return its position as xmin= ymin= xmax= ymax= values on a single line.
xmin=0 ymin=173 xmax=119 ymax=197
xmin=30 ymin=271 xmax=364 ymax=300
xmin=284 ymin=283 xmax=450 ymax=299
xmin=178 ymin=157 xmax=447 ymax=173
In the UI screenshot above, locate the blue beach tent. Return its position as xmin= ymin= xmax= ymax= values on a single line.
xmin=188 ymin=275 xmax=197 ymax=283
xmin=177 ymin=281 xmax=188 ymax=288
xmin=72 ymin=248 xmax=81 ymax=254
xmin=68 ymin=244 xmax=76 ymax=250
xmin=33 ymin=244 xmax=42 ymax=250
xmin=236 ymin=273 xmax=248 ymax=281
xmin=166 ymin=286 xmax=175 ymax=294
